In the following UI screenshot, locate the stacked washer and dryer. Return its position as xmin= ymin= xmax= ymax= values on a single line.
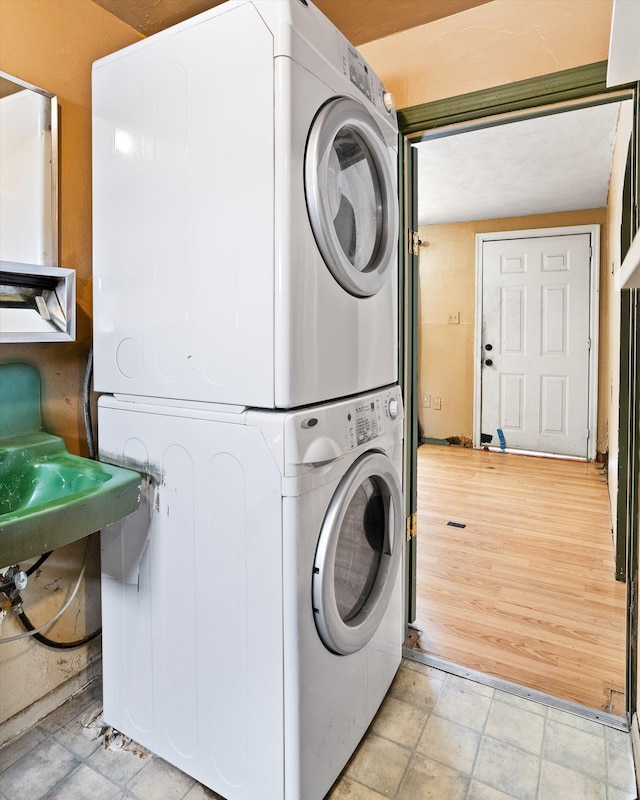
xmin=92 ymin=2 xmax=404 ymax=799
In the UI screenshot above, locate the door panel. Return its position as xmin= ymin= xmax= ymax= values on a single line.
xmin=500 ymin=374 xmax=524 ymax=430
xmin=502 ymin=286 xmax=526 ymax=353
xmin=480 ymin=232 xmax=592 ymax=458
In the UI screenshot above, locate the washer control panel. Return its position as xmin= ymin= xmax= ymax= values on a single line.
xmin=283 ymin=386 xmax=402 ymax=469
xmin=346 ymin=397 xmax=383 ymax=449
xmin=344 ymin=388 xmax=401 ymax=450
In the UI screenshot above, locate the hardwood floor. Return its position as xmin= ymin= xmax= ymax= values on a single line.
xmin=407 ymin=444 xmax=627 ymax=715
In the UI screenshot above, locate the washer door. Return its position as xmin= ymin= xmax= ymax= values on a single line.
xmin=313 ymin=451 xmax=403 ymax=655
xmin=305 ymin=97 xmax=398 ymax=298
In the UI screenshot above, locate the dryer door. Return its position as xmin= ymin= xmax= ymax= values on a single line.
xmin=305 ymin=97 xmax=398 ymax=298
xmin=312 ymin=451 xmax=403 ymax=655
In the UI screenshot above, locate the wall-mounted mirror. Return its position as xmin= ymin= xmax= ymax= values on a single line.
xmin=0 ymin=71 xmax=58 ymax=267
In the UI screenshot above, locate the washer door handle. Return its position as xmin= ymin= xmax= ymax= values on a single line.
xmin=300 ymin=436 xmax=343 ymax=465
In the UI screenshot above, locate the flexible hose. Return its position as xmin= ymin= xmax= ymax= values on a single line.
xmin=0 ymin=540 xmax=101 ymax=648
xmin=0 ymin=557 xmax=86 ymax=644
xmin=15 ymin=609 xmax=101 ymax=649
xmin=25 ymin=552 xmax=52 ymax=577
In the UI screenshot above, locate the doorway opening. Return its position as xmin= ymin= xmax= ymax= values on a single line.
xmin=400 ymin=74 xmax=636 ymax=721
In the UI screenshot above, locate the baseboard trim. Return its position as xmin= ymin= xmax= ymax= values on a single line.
xmin=403 ymin=648 xmax=628 ymax=732
xmin=0 ymin=656 xmax=102 ymax=748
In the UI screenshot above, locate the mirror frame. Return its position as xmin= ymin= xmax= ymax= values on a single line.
xmin=0 ymin=71 xmax=58 ymax=267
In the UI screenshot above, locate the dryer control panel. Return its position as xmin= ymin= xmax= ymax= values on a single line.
xmin=346 ymin=46 xmax=373 ymax=102
xmin=340 ymin=43 xmax=396 ymax=125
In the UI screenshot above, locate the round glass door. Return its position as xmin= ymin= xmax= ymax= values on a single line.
xmin=305 ymin=97 xmax=398 ymax=298
xmin=312 ymin=451 xmax=403 ymax=655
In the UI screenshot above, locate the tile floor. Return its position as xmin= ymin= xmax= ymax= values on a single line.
xmin=0 ymin=659 xmax=637 ymax=800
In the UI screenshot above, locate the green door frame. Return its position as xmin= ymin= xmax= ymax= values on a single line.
xmin=617 ymin=140 xmax=636 ymax=584
xmin=619 ymin=83 xmax=640 ymax=724
xmin=398 ymin=137 xmax=419 ymax=625
xmin=397 ymin=61 xmax=640 ymax=719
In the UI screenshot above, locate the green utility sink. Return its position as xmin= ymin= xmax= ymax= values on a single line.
xmin=0 ymin=363 xmax=141 ymax=568
xmin=0 ymin=432 xmax=141 ymax=567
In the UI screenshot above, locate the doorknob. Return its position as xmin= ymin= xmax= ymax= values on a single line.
xmin=484 ymin=358 xmax=493 ymax=367
xmin=485 ymin=343 xmax=493 ymax=351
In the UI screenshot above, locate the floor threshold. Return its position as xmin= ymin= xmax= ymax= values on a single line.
xmin=403 ymin=646 xmax=629 ymax=732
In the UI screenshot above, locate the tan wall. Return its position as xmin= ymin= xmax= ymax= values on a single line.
xmin=418 ymin=209 xmax=608 ymax=445
xmin=360 ymin=0 xmax=612 ymax=109
xmin=0 ymin=0 xmax=140 ymax=734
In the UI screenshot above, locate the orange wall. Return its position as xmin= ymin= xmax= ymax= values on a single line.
xmin=0 ymin=0 xmax=141 ymax=454
xmin=360 ymin=0 xmax=612 ymax=109
xmin=0 ymin=0 xmax=140 ymax=734
xmin=0 ymin=0 xmax=620 ymax=734
xmin=359 ymin=0 xmax=614 ymax=451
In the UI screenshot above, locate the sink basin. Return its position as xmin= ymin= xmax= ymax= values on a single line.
xmin=2 ymin=462 xmax=108 ymax=513
xmin=0 ymin=431 xmax=141 ymax=567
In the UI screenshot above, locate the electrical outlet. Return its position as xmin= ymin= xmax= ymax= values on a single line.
xmin=433 ymin=397 xmax=442 ymax=411
xmin=424 ymin=394 xmax=431 ymax=408
xmin=448 ymin=311 xmax=460 ymax=324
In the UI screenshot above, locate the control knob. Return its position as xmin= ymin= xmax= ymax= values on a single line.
xmin=388 ymin=398 xmax=399 ymax=419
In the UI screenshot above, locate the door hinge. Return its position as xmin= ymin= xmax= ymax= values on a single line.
xmin=587 ymin=337 xmax=592 ymax=350
xmin=406 ymin=512 xmax=417 ymax=541
xmin=408 ymin=230 xmax=420 ymax=257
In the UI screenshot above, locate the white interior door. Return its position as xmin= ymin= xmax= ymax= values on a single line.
xmin=478 ymin=229 xmax=597 ymax=459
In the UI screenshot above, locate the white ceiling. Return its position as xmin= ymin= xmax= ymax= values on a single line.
xmin=415 ymin=102 xmax=625 ymax=226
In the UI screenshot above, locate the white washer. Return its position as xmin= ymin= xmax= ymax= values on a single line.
xmin=99 ymin=385 xmax=404 ymax=800
xmin=92 ymin=0 xmax=399 ymax=409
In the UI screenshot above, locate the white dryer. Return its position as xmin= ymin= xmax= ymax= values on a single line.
xmin=99 ymin=384 xmax=404 ymax=800
xmin=92 ymin=0 xmax=399 ymax=409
